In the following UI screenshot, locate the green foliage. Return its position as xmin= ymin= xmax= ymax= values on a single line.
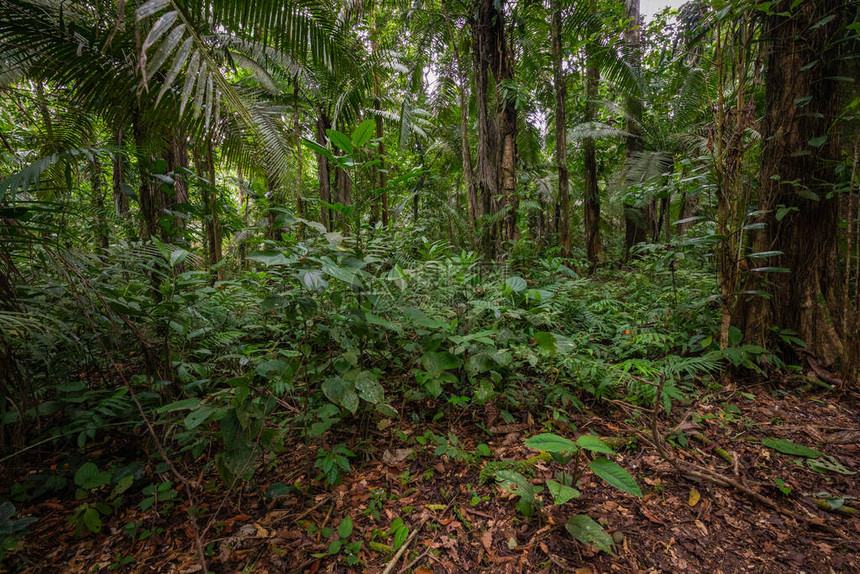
xmin=565 ymin=514 xmax=615 ymax=554
xmin=315 ymin=444 xmax=355 ymax=486
xmin=0 ymin=502 xmax=37 ymax=561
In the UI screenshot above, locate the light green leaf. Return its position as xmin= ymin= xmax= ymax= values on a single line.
xmin=302 ymin=138 xmax=336 ymax=161
xmin=326 ymin=129 xmax=353 ymax=154
xmin=352 ymin=119 xmax=376 ymax=148
xmin=506 ymin=275 xmax=527 ymax=292
xmin=589 ymin=457 xmax=642 ymax=497
xmin=523 ymin=433 xmax=578 ymax=454
xmin=566 ymin=514 xmax=614 ymax=554
xmin=547 ymin=479 xmax=580 ymax=505
xmin=338 ymin=515 xmax=353 ymax=539
xmin=576 ymin=435 xmax=617 ymax=455
xmin=247 ymin=250 xmax=290 ymax=266
xmin=762 ymin=438 xmax=823 ymax=458
xmin=156 ymin=398 xmax=201 ymax=413
xmin=355 ymin=371 xmax=384 ymax=404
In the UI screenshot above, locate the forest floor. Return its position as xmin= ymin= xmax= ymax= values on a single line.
xmin=5 ymin=381 xmax=860 ymax=574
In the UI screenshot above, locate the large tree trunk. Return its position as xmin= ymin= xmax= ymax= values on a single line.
xmin=583 ymin=46 xmax=605 ymax=268
xmin=735 ymin=0 xmax=857 ymax=375
xmin=133 ymin=115 xmax=160 ymax=241
xmin=471 ymin=0 xmax=517 ymax=259
xmin=334 ymin=165 xmax=351 ymax=233
xmin=316 ymin=109 xmax=332 ymax=231
xmin=551 ymin=0 xmax=570 ymax=259
xmin=622 ymin=0 xmax=650 ymax=257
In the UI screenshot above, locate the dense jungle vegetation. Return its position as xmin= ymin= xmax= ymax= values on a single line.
xmin=1 ymin=0 xmax=859 ymax=571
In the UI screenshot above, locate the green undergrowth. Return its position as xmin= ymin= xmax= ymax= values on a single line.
xmin=0 ymin=221 xmax=756 ymax=558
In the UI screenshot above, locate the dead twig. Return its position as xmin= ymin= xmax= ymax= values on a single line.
xmin=383 ymin=514 xmax=429 ymax=574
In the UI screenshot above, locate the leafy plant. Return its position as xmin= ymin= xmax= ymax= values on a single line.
xmin=0 ymin=502 xmax=37 ymax=561
xmin=315 ymin=444 xmax=355 ymax=486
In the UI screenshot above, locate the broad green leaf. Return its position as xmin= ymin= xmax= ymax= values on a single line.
xmin=156 ymin=398 xmax=201 ymax=413
xmin=322 ymin=264 xmax=362 ymax=287
xmin=420 ymin=351 xmax=462 ymax=376
xmin=547 ymin=479 xmax=580 ymax=505
xmin=495 ymin=470 xmax=537 ymax=517
xmin=505 ymin=275 xmax=527 ymax=292
xmin=74 ymin=463 xmax=112 ymax=490
xmin=355 ymin=371 xmax=384 ymax=404
xmin=326 ymin=129 xmax=353 ymax=154
xmin=589 ymin=457 xmax=642 ymax=497
xmin=83 ymin=507 xmax=103 ymax=533
xmin=302 ymin=138 xmax=336 ymax=161
xmin=576 ymin=435 xmax=617 ymax=455
xmin=524 ymin=433 xmax=578 ymax=454
xmin=352 ymin=119 xmax=376 ymax=148
xmin=534 ymin=331 xmax=556 ymax=355
xmin=807 ymin=456 xmax=855 ymax=475
xmin=184 ymin=405 xmax=217 ymax=430
xmin=566 ymin=514 xmax=614 ymax=554
xmin=762 ymin=438 xmax=823 ymax=458
xmin=393 ymin=524 xmax=409 ymax=549
xmin=338 ymin=515 xmax=353 ymax=539
xmin=322 ymin=377 xmax=359 ymax=414
xmin=247 ymin=250 xmax=290 ymax=266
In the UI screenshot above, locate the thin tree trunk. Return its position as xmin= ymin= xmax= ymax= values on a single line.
xmin=443 ymin=0 xmax=478 ymax=233
xmin=316 ymin=109 xmax=332 ymax=231
xmin=204 ymin=139 xmax=224 ymax=282
xmin=552 ymin=0 xmax=570 ymax=259
xmin=293 ymin=77 xmax=305 ymax=224
xmin=113 ymin=128 xmax=130 ymax=218
xmin=583 ymin=45 xmax=605 ymax=268
xmin=165 ymin=129 xmax=188 ymax=242
xmin=369 ymin=13 xmax=389 ymax=229
xmin=90 ymin=157 xmax=109 ymax=249
xmin=623 ymin=0 xmax=649 ymax=257
xmin=335 ymin=165 xmax=351 ymax=234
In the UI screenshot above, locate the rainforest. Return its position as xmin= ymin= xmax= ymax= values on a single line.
xmin=1 ymin=0 xmax=859 ymax=572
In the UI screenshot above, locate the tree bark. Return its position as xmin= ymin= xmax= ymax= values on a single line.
xmin=735 ymin=0 xmax=857 ymax=375
xmin=90 ymin=156 xmax=109 ymax=249
xmin=471 ymin=0 xmax=517 ymax=259
xmin=112 ymin=128 xmax=130 ymax=218
xmin=443 ymin=0 xmax=478 ymax=233
xmin=165 ymin=128 xmax=188 ymax=242
xmin=369 ymin=12 xmax=389 ymax=229
xmin=316 ymin=109 xmax=332 ymax=231
xmin=552 ymin=0 xmax=570 ymax=259
xmin=292 ymin=77 xmax=305 ymax=224
xmin=623 ymin=0 xmax=650 ymax=257
xmin=583 ymin=45 xmax=605 ymax=268
xmin=202 ymin=140 xmax=223 ymax=281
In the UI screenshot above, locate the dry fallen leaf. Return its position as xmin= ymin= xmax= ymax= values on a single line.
xmin=481 ymin=530 xmax=494 ymax=554
xmin=688 ymin=487 xmax=701 ymax=507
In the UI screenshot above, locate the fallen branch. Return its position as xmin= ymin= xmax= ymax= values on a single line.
xmin=648 ymin=374 xmax=850 ymax=543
